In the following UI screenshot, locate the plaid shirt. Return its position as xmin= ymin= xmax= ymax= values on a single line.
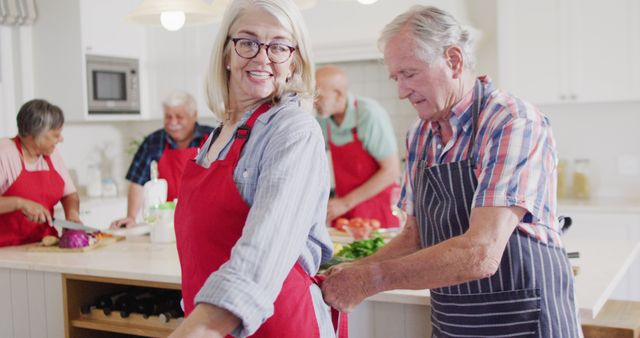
xmin=399 ymin=76 xmax=562 ymax=245
xmin=126 ymin=123 xmax=214 ymax=185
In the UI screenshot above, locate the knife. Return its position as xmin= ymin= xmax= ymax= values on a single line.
xmin=53 ymin=218 xmax=101 ymax=233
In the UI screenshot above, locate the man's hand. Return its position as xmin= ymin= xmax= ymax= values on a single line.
xmin=321 ymin=262 xmax=379 ymax=313
xmin=110 ymin=217 xmax=136 ymax=229
xmin=327 ymin=197 xmax=350 ymax=222
xmin=18 ymin=198 xmax=52 ymax=225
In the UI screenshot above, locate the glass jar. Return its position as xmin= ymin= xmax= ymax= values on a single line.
xmin=557 ymin=159 xmax=568 ymax=199
xmin=572 ymin=158 xmax=591 ymax=200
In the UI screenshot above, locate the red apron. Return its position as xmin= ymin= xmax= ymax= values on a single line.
xmin=328 ymin=100 xmax=399 ymax=228
xmin=157 ymin=135 xmax=208 ymax=202
xmin=175 ymin=104 xmax=346 ymax=337
xmin=0 ymin=137 xmax=63 ymax=247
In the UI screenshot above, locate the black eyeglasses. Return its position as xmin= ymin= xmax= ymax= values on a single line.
xmin=230 ymin=37 xmax=296 ymax=64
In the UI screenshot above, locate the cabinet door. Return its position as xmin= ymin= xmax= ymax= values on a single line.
xmin=79 ymin=0 xmax=146 ymax=58
xmin=567 ymin=0 xmax=638 ymax=102
xmin=146 ymin=26 xmax=214 ymax=120
xmin=496 ymin=0 xmax=565 ymax=104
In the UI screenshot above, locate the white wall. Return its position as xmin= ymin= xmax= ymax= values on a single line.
xmin=1 ymin=24 xmax=35 ymax=136
xmin=0 ymin=26 xmax=18 ymax=136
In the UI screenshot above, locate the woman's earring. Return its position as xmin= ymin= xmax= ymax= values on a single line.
xmin=226 ymin=65 xmax=231 ymax=71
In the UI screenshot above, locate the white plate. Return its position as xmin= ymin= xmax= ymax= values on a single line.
xmin=106 ymin=223 xmax=151 ymax=237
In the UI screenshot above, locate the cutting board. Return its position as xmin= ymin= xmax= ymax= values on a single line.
xmin=27 ymin=236 xmax=124 ymax=252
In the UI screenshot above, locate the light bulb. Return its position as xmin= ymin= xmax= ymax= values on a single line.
xmin=357 ymin=0 xmax=378 ymax=4
xmin=160 ymin=11 xmax=186 ymax=31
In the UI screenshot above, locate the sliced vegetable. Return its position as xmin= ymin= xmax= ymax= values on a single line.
xmin=41 ymin=235 xmax=59 ymax=247
xmin=59 ymin=229 xmax=92 ymax=248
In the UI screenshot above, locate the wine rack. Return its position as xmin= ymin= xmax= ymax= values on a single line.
xmin=63 ymin=274 xmax=181 ymax=338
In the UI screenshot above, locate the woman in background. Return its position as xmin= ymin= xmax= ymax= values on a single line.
xmin=0 ymin=99 xmax=80 ymax=247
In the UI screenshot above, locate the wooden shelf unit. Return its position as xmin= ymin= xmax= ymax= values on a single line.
xmin=62 ymin=274 xmax=181 ymax=338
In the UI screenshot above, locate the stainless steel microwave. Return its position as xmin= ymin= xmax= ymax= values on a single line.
xmin=86 ymin=55 xmax=140 ymax=115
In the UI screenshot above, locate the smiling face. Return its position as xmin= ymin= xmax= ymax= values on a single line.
xmin=163 ymin=105 xmax=197 ymax=144
xmin=226 ymin=7 xmax=295 ymax=112
xmin=384 ymin=29 xmax=459 ymax=122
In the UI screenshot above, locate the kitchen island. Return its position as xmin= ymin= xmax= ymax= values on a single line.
xmin=0 ymin=236 xmax=637 ymax=338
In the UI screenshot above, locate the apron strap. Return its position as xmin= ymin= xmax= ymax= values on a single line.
xmin=225 ymin=103 xmax=271 ymax=167
xmin=467 ymin=79 xmax=484 ymax=166
xmin=12 ymin=136 xmax=27 ymax=171
xmin=312 ymin=274 xmax=349 ymax=338
xmin=12 ymin=136 xmax=54 ymax=171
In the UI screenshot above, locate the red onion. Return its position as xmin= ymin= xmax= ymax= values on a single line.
xmin=59 ymin=229 xmax=91 ymax=248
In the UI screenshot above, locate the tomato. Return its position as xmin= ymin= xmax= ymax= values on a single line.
xmin=334 ymin=217 xmax=349 ymax=231
xmin=370 ymin=219 xmax=381 ymax=230
xmin=349 ymin=217 xmax=365 ymax=228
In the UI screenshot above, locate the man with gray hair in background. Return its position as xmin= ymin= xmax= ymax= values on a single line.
xmin=112 ymin=91 xmax=214 ymax=229
xmin=321 ymin=5 xmax=582 ymax=337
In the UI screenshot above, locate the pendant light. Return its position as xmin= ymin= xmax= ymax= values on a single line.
xmin=127 ymin=0 xmax=226 ymax=31
xmin=295 ymin=0 xmax=318 ymax=10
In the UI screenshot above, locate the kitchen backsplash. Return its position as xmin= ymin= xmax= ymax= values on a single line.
xmin=54 ymin=59 xmax=640 ymax=201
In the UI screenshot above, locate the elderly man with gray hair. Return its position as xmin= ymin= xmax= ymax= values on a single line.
xmin=112 ymin=91 xmax=214 ymax=229
xmin=321 ymin=5 xmax=582 ymax=337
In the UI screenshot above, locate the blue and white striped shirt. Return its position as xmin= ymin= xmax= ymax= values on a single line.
xmin=193 ymin=94 xmax=335 ymax=337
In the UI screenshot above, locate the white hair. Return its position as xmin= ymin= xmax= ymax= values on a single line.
xmin=205 ymin=0 xmax=315 ymax=121
xmin=162 ymin=90 xmax=197 ymax=115
xmin=378 ymin=5 xmax=476 ymax=69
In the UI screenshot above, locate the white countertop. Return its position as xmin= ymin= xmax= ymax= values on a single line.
xmin=559 ymin=197 xmax=640 ymax=214
xmin=0 ymin=236 xmax=181 ymax=284
xmin=0 ymin=236 xmax=637 ymax=320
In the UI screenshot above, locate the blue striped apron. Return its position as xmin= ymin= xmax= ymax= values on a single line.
xmin=414 ymin=80 xmax=582 ymax=337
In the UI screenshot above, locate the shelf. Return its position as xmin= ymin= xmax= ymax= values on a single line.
xmin=71 ymin=309 xmax=179 ymax=338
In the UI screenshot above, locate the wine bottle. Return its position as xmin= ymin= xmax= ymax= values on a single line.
xmin=132 ymin=289 xmax=156 ymax=318
xmin=156 ymin=291 xmax=183 ymax=322
xmin=95 ymin=291 xmax=128 ymax=316
xmin=80 ymin=303 xmax=92 ymax=314
xmin=114 ymin=290 xmax=138 ymax=318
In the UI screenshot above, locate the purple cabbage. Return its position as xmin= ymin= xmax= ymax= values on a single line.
xmin=59 ymin=229 xmax=91 ymax=248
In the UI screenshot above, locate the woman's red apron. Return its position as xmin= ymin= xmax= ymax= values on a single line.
xmin=328 ymin=100 xmax=399 ymax=228
xmin=174 ymin=104 xmax=345 ymax=337
xmin=0 ymin=137 xmax=63 ymax=247
xmin=157 ymin=135 xmax=208 ymax=201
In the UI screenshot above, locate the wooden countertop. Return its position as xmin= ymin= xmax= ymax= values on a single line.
xmin=0 ymin=236 xmax=637 ymax=320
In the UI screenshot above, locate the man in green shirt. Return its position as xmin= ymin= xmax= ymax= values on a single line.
xmin=315 ymin=65 xmax=401 ymax=228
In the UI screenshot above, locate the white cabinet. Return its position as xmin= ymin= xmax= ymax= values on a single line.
xmin=497 ymin=0 xmax=640 ymax=104
xmin=0 ymin=269 xmax=64 ymax=338
xmin=32 ymin=0 xmax=149 ymax=121
xmin=79 ymin=0 xmax=146 ymax=59
xmin=302 ymin=0 xmax=468 ymax=63
xmin=560 ymin=207 xmax=640 ymax=301
xmin=145 ymin=25 xmax=216 ymax=119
